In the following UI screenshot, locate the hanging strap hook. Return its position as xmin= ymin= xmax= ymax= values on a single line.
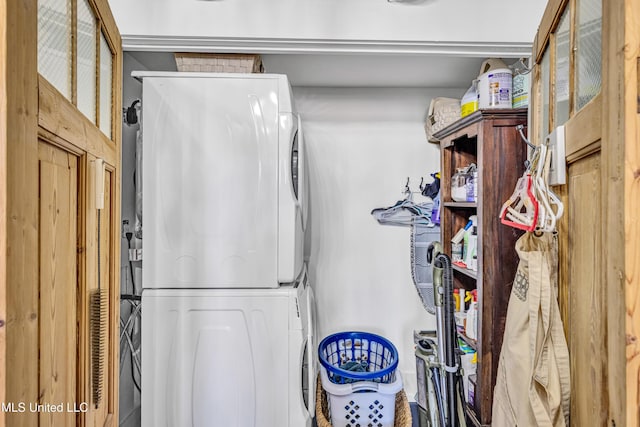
xmin=516 ymin=124 xmax=536 ymax=149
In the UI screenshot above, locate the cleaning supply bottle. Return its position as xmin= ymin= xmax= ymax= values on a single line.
xmin=462 ymin=229 xmax=470 ymax=267
xmin=454 ymin=289 xmax=466 ymax=334
xmin=452 ymin=220 xmax=472 ymax=263
xmin=467 ymin=226 xmax=478 ymax=272
xmin=465 ymin=164 xmax=477 ymax=202
xmin=477 ymin=58 xmax=512 ymax=109
xmin=430 ymin=192 xmax=441 ymax=225
xmin=462 ymin=216 xmax=476 ymax=266
xmin=511 ymin=59 xmax=530 ymax=108
xmin=461 ymin=349 xmax=477 ymax=402
xmin=466 ymin=290 xmax=478 ymax=339
xmin=464 ymin=291 xmax=472 ymax=313
xmin=461 ymin=80 xmax=479 ymax=117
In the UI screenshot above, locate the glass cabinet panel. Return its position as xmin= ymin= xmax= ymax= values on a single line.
xmin=99 ymin=32 xmax=113 ymax=138
xmin=575 ymin=0 xmax=602 ymax=110
xmin=554 ymin=7 xmax=571 ymax=126
xmin=38 ymin=0 xmax=72 ymax=99
xmin=77 ymin=0 xmax=97 ymax=123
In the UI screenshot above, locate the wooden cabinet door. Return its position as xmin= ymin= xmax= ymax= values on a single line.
xmin=38 ymin=141 xmax=79 ymax=427
xmin=36 ymin=144 xmax=119 ymax=427
xmin=563 ymin=149 xmax=605 ymax=426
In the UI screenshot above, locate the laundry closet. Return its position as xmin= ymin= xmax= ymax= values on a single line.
xmin=0 ymin=1 xmax=638 ymax=427
xmin=112 ymin=1 xmax=542 ymax=425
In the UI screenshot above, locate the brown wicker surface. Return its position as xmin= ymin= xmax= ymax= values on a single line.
xmin=315 ymin=375 xmax=412 ymax=427
xmin=174 ymin=53 xmax=264 ymax=73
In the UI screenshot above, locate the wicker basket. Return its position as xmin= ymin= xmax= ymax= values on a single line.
xmin=174 ymin=53 xmax=264 ymax=73
xmin=424 ymin=97 xmax=461 ymax=143
xmin=315 ymin=375 xmax=412 ymax=427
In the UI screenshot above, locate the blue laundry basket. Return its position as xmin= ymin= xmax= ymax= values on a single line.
xmin=318 ymin=331 xmax=399 ymax=385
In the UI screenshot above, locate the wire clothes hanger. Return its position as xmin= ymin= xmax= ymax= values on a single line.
xmin=371 ymin=178 xmax=435 ymax=227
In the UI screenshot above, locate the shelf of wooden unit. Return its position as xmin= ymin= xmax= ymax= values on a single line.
xmin=443 ymin=201 xmax=477 ymax=208
xmin=452 ymin=264 xmax=478 ymax=280
xmin=433 ymin=109 xmax=527 ymax=426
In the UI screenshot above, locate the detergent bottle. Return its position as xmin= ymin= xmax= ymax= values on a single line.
xmin=461 ymin=80 xmax=479 ymax=117
xmin=477 ymin=58 xmax=512 ymax=109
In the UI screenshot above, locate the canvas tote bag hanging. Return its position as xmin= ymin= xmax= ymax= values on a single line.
xmin=492 ymin=232 xmax=570 ymax=427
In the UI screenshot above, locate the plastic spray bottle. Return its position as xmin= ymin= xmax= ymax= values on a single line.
xmin=466 ymin=290 xmax=478 ymax=340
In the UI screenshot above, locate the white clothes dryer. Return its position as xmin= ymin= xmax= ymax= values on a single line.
xmin=141 ymin=267 xmax=316 ymax=427
xmin=134 ymin=71 xmax=307 ymax=289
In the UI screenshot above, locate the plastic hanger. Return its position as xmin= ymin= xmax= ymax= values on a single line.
xmin=501 ymin=125 xmax=565 ymax=234
xmin=532 ymin=144 xmax=564 ymax=233
xmin=499 ymin=174 xmax=539 ymax=231
xmin=533 ymin=144 xmax=554 ymax=231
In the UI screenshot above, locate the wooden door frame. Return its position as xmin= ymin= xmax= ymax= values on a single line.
xmin=0 ymin=3 xmax=40 ymax=427
xmin=0 ymin=1 xmax=122 ymax=426
xmin=605 ymin=0 xmax=640 ymax=425
xmin=600 ymin=0 xmax=637 ymax=424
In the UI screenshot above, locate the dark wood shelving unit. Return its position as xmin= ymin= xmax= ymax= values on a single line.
xmin=433 ymin=109 xmax=527 ymax=426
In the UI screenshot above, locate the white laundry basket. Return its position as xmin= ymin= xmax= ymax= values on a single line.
xmin=319 ymin=366 xmax=403 ymax=427
xmin=318 ymin=331 xmax=403 ymax=427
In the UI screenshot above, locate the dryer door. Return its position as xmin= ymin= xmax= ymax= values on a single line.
xmin=304 ymin=280 xmax=317 ymax=417
xmin=278 ymin=112 xmax=305 ymax=283
xmin=289 ymin=270 xmax=316 ymax=427
xmin=296 ymin=115 xmax=309 ymax=232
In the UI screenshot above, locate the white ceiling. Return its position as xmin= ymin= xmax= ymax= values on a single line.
xmin=126 ymin=51 xmax=518 ymax=88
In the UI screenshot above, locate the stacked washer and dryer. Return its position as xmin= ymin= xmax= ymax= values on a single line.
xmin=134 ymin=72 xmax=316 ymax=427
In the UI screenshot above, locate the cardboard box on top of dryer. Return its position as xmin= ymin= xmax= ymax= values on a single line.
xmin=174 ymin=53 xmax=264 ymax=73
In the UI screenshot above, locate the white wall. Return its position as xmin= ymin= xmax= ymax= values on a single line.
xmin=109 ymin=0 xmax=546 ymax=50
xmin=294 ymin=86 xmax=463 ymax=399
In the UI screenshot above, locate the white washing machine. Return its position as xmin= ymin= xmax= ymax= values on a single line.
xmin=141 ymin=268 xmax=316 ymax=427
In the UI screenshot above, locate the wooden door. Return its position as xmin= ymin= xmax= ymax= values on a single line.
xmin=532 ymin=3 xmax=605 ymax=425
xmin=530 ymin=0 xmax=639 ymax=425
xmin=0 ymin=1 xmax=122 ymax=426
